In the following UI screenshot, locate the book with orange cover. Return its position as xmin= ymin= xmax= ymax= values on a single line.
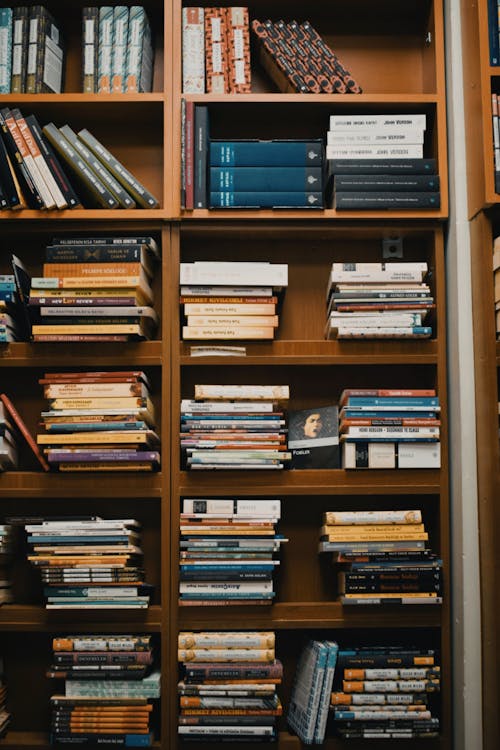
xmin=205 ymin=8 xmax=228 ymax=93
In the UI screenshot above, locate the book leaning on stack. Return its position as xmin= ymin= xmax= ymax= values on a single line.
xmin=29 ymin=236 xmax=159 ymax=342
xmin=179 ymin=498 xmax=287 ymax=606
xmin=178 ymin=631 xmax=282 ymax=742
xmin=330 ymin=645 xmax=440 ymax=739
xmin=287 ymin=639 xmax=339 ymax=744
xmin=319 ymin=509 xmax=443 ymax=606
xmin=325 ymin=262 xmax=434 ymax=340
xmin=339 ymin=388 xmax=441 ymax=469
xmin=326 ymin=113 xmax=440 ymax=210
xmin=0 ymin=524 xmax=13 ymax=605
xmin=49 ymin=634 xmax=158 ymax=747
xmin=36 ymin=370 xmax=160 ymax=472
xmin=0 ymin=656 xmax=10 ymax=738
xmin=180 ymin=261 xmax=287 ymax=340
xmin=181 ymin=384 xmax=291 ymax=469
xmin=23 ymin=516 xmax=153 ymax=609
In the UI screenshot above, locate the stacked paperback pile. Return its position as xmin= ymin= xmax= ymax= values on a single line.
xmin=24 ymin=516 xmax=152 ymax=610
xmin=287 ymin=640 xmax=339 ymax=744
xmin=326 ymin=114 xmax=440 ymax=210
xmin=178 ymin=631 xmax=282 ymax=742
xmin=180 ymin=261 xmax=287 ymax=341
xmin=182 ymin=7 xmax=251 ymax=93
xmin=82 ymin=6 xmax=154 ymax=94
xmin=339 ymin=388 xmax=441 ymax=469
xmin=49 ymin=634 xmax=159 ymax=747
xmin=0 ymin=6 xmax=64 ymax=94
xmin=0 ymin=657 xmax=9 ymax=737
xmin=325 ymin=261 xmax=434 ymax=340
xmin=330 ymin=645 xmax=441 ymax=739
xmin=0 ymin=106 xmax=159 ymax=210
xmin=29 ymin=236 xmax=159 ymax=342
xmin=179 ymin=498 xmax=287 ymax=606
xmin=181 ymin=384 xmax=291 ymax=470
xmin=252 ymin=19 xmax=361 ymax=94
xmin=0 ymin=524 xmax=13 ymax=605
xmin=494 ymin=236 xmax=500 ymax=334
xmin=35 ymin=370 xmax=161 ymax=472
xmin=319 ymin=509 xmax=443 ymax=606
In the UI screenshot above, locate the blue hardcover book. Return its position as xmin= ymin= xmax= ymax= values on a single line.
xmin=488 ymin=0 xmax=500 ymax=64
xmin=287 ymin=640 xmax=329 ymax=744
xmin=45 ymin=421 xmax=148 ymax=433
xmin=210 ymin=166 xmax=324 ymax=192
xmin=343 ymin=396 xmax=439 ymax=407
xmin=50 ymin=733 xmax=153 ymax=747
xmin=210 ymin=140 xmax=324 ymax=167
xmin=210 ymin=191 xmax=324 ymax=208
xmin=0 ymin=8 xmax=13 ymax=94
xmin=314 ymin=641 xmax=339 ymax=744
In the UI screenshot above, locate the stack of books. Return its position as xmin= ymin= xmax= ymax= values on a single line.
xmin=287 ymin=640 xmax=339 ymax=744
xmin=180 ymin=261 xmax=287 ymax=340
xmin=179 ymin=498 xmax=287 ymax=606
xmin=24 ymin=516 xmax=153 ymax=610
xmin=252 ymin=19 xmax=362 ymax=94
xmin=29 ymin=236 xmax=159 ymax=342
xmin=325 ymin=261 xmax=434 ymax=340
xmin=36 ymin=370 xmax=161 ymax=472
xmin=326 ymin=114 xmax=440 ymax=210
xmin=0 ymin=657 xmax=10 ymax=738
xmin=339 ymin=388 xmax=441 ymax=469
xmin=0 ymin=6 xmax=64 ymax=94
xmin=178 ymin=631 xmax=282 ymax=742
xmin=182 ymin=7 xmax=251 ymax=94
xmin=319 ymin=509 xmax=443 ymax=606
xmin=0 ymin=524 xmax=13 ymax=605
xmin=49 ymin=634 xmax=159 ymax=747
xmin=83 ymin=7 xmax=154 ymax=94
xmin=494 ymin=236 xmax=500 ymax=332
xmin=330 ymin=645 xmax=441 ymax=740
xmin=181 ymin=384 xmax=291 ymax=470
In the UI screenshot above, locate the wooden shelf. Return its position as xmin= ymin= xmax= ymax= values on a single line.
xmin=0 ymin=472 xmax=163 ymax=498
xmin=183 ymin=207 xmax=448 ymax=221
xmin=0 ymin=209 xmax=169 ymax=221
xmin=184 ymin=93 xmax=441 ymax=105
xmin=0 ymin=605 xmax=162 ymax=632
xmin=0 ymin=342 xmax=163 ymax=367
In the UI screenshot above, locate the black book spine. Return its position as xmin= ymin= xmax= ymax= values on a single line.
xmin=11 ymin=6 xmax=29 ymax=94
xmin=329 ymin=158 xmax=437 ymax=175
xmin=334 ymin=174 xmax=440 ymax=192
xmin=82 ymin=6 xmax=99 ymax=93
xmin=334 ymin=191 xmax=441 ymax=210
xmin=194 ymin=105 xmax=209 ymax=209
xmin=0 ymin=134 xmax=21 ymax=208
xmin=0 ymin=107 xmax=44 ymax=209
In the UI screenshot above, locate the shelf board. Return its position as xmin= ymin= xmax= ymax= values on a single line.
xmin=0 ymin=209 xmax=169 ymax=221
xmin=180 ymin=340 xmax=438 ymax=365
xmin=183 ymin=93 xmax=440 ymax=105
xmin=0 ymin=605 xmax=162 ymax=631
xmin=0 ymin=341 xmax=163 ymax=367
xmin=0 ymin=93 xmax=165 ymax=104
xmin=0 ymin=472 xmax=163 ymax=498
xmin=178 ymin=601 xmax=442 ymax=629
xmin=184 ymin=208 xmax=448 ymax=221
xmin=178 ymin=469 xmax=441 ymax=495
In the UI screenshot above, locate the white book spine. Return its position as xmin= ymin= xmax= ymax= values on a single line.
xmin=327 ymin=145 xmax=423 ymax=160
xmin=193 ymin=384 xmax=289 ymax=400
xmin=344 ymin=426 xmax=439 ymax=437
xmin=328 ymin=130 xmax=424 ymax=145
xmin=329 ymin=115 xmax=427 ymax=130
xmin=324 ymin=510 xmax=422 ymax=525
xmin=182 ymin=498 xmax=281 ymax=515
xmin=181 ymin=400 xmax=274 ymax=413
xmin=182 ymin=7 xmax=205 ymax=93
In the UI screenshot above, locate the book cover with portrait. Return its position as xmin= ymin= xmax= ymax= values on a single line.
xmin=287 ymin=405 xmax=339 ymax=469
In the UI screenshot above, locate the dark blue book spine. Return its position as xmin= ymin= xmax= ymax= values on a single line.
xmin=334 ymin=192 xmax=440 ymax=210
xmin=341 ymin=410 xmax=438 ymax=419
xmin=210 ymin=166 xmax=323 ymax=191
xmin=345 ymin=397 xmax=439 ymax=407
xmin=333 ymin=174 xmax=440 ymax=192
xmin=488 ymin=0 xmax=500 ymax=64
xmin=194 ymin=105 xmax=209 ymax=209
xmin=210 ymin=190 xmax=324 ymax=208
xmin=50 ymin=733 xmax=153 ymax=747
xmin=209 ymin=140 xmax=324 ymax=166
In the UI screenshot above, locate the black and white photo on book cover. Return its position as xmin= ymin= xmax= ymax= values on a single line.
xmin=288 ymin=405 xmax=339 ymax=469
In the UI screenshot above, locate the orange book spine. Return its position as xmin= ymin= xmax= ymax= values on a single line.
xmin=43 ymin=262 xmax=143 ymax=277
xmin=226 ymin=7 xmax=251 ymax=93
xmin=205 ymin=8 xmax=228 ymax=93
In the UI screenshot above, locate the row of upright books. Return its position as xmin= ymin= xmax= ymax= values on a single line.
xmin=0 ymin=107 xmax=158 ymax=211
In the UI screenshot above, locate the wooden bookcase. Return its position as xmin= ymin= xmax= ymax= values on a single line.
xmin=0 ymin=1 xmax=451 ymax=749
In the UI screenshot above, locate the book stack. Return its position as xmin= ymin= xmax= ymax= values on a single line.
xmin=339 ymin=388 xmax=441 ymax=469
xmin=178 ymin=631 xmax=282 ymax=742
xmin=83 ymin=7 xmax=154 ymax=94
xmin=24 ymin=516 xmax=153 ymax=610
xmin=494 ymin=235 xmax=500 ymax=331
xmin=319 ymin=509 xmax=443 ymax=606
xmin=35 ymin=370 xmax=161 ymax=472
xmin=0 ymin=657 xmax=10 ymax=738
xmin=287 ymin=640 xmax=339 ymax=744
xmin=330 ymin=645 xmax=441 ymax=739
xmin=0 ymin=6 xmax=64 ymax=94
xmin=326 ymin=114 xmax=440 ymax=211
xmin=49 ymin=634 xmax=159 ymax=747
xmin=182 ymin=7 xmax=251 ymax=94
xmin=181 ymin=384 xmax=291 ymax=470
xmin=325 ymin=262 xmax=434 ymax=340
xmin=252 ymin=19 xmax=362 ymax=94
xmin=180 ymin=261 xmax=287 ymax=340
xmin=29 ymin=236 xmax=159 ymax=342
xmin=0 ymin=524 xmax=13 ymax=605
xmin=179 ymin=498 xmax=287 ymax=606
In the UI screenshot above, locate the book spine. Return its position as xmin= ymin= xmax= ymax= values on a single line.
xmin=210 ymin=191 xmax=324 ymax=208
xmin=226 ymin=7 xmax=251 ymax=93
xmin=178 ymin=633 xmax=274 ymax=649
xmin=77 ymin=128 xmax=159 ymax=208
xmin=334 ymin=192 xmax=440 ymax=210
xmin=97 ymin=6 xmax=113 ymax=93
xmin=182 ymin=7 xmax=205 ymax=93
xmin=329 ymin=115 xmax=427 ymax=130
xmin=187 ymin=315 xmax=278 ymax=327
xmin=205 ymin=8 xmax=228 ymax=93
xmin=40 ymin=11 xmax=64 ymax=93
xmin=314 ymin=642 xmax=339 ymax=743
xmin=210 ymin=141 xmax=324 ymax=167
xmin=488 ymin=0 xmax=500 ymax=64
xmin=14 ymin=109 xmax=63 ymax=208
xmin=82 ymin=6 xmax=99 ymax=93
xmin=194 ymin=105 xmax=209 ymax=209
xmin=0 ymin=136 xmax=21 ymax=208
xmin=184 ymin=303 xmax=276 ymax=315
xmin=210 ymin=166 xmax=324 ymax=192
xmin=328 ymin=145 xmax=424 ymax=160
xmin=324 ymin=510 xmax=422 ymax=525
xmin=26 ymin=6 xmax=42 ymax=93
xmin=111 ymin=6 xmax=129 ymax=93
xmin=334 ymin=175 xmax=439 ymax=192
xmin=11 ymin=6 xmax=29 ymax=93
xmin=185 ymin=100 xmax=194 ymax=210
xmin=183 ymin=326 xmax=274 ymax=339
xmin=329 ymin=158 xmax=436 ymax=175
xmin=0 ymin=8 xmax=13 ymax=93
xmin=328 ymin=130 xmax=425 ymax=145
xmin=125 ymin=7 xmax=153 ymax=93
xmin=0 ymin=107 xmax=44 ymax=209
xmin=44 ymin=245 xmax=144 ymax=262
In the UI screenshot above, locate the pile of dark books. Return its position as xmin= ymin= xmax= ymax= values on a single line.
xmin=36 ymin=370 xmax=160 ymax=472
xmin=24 ymin=516 xmax=153 ymax=610
xmin=178 ymin=631 xmax=282 ymax=742
xmin=330 ymin=645 xmax=441 ymax=739
xmin=179 ymin=497 xmax=287 ymax=606
xmin=49 ymin=634 xmax=159 ymax=747
xmin=319 ymin=509 xmax=443 ymax=606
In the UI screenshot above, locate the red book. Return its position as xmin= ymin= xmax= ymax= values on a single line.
xmin=0 ymin=393 xmax=50 ymax=471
